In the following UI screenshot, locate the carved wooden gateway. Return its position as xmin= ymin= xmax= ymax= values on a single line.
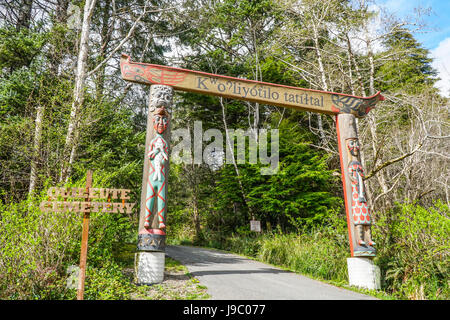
xmin=120 ymin=54 xmax=384 ymax=287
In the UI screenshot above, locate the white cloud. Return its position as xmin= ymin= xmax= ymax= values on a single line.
xmin=431 ymin=37 xmax=450 ymax=97
xmin=382 ymin=0 xmax=413 ymax=15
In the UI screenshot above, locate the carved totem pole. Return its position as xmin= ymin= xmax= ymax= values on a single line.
xmin=336 ymin=113 xmax=375 ymax=257
xmin=135 ymin=85 xmax=173 ymax=284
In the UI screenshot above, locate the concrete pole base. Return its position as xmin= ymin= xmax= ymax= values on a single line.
xmin=347 ymin=257 xmax=381 ymax=290
xmin=135 ymin=252 xmax=165 ymax=285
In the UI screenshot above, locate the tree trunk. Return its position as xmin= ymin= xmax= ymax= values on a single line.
xmin=312 ymin=23 xmax=327 ymax=143
xmin=95 ymin=0 xmax=112 ymax=99
xmin=48 ymin=0 xmax=70 ymax=76
xmin=60 ymin=0 xmax=97 ymax=182
xmin=364 ymin=30 xmax=391 ymax=210
xmin=220 ymin=98 xmax=255 ymax=220
xmin=29 ymin=0 xmax=71 ymax=193
xmin=345 ymin=33 xmax=366 ymax=96
xmin=252 ymin=28 xmax=261 ymax=144
xmin=16 ymin=0 xmax=33 ymax=31
xmin=28 ymin=102 xmax=44 ymax=195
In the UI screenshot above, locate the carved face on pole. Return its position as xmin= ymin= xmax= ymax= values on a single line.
xmin=153 ymin=107 xmax=169 ymax=134
xmin=347 ymin=138 xmax=360 ymax=158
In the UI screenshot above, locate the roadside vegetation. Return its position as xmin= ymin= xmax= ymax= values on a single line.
xmin=0 ymin=192 xmax=208 ymax=300
xmin=169 ymin=200 xmax=449 ymax=300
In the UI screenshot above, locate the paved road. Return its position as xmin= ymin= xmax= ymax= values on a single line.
xmin=166 ymin=245 xmax=377 ymax=300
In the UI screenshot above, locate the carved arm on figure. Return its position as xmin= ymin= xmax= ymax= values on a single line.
xmin=148 ymin=147 xmax=159 ymax=159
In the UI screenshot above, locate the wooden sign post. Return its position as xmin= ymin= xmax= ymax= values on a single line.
xmin=120 ymin=54 xmax=384 ymax=289
xmin=77 ymin=169 xmax=92 ymax=300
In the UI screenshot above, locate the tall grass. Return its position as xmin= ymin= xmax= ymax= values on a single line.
xmin=178 ymin=213 xmax=352 ymax=284
xmin=256 ymin=233 xmax=348 ymax=282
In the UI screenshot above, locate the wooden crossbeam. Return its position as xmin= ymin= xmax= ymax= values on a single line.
xmin=120 ymin=54 xmax=384 ymax=118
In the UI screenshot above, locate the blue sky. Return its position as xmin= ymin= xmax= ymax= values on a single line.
xmin=377 ymin=0 xmax=450 ymax=49
xmin=376 ymin=0 xmax=450 ymax=96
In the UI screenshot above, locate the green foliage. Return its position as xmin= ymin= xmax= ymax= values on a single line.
xmin=0 ymin=55 xmax=74 ymax=201
xmin=247 ymin=122 xmax=341 ymax=230
xmin=0 ymin=116 xmax=34 ymax=200
xmin=374 ymin=201 xmax=450 ymax=299
xmin=376 ymin=28 xmax=438 ymax=93
xmin=0 ymin=192 xmax=80 ymax=299
xmin=0 ymin=184 xmax=136 ymax=299
xmin=84 ymin=262 xmax=134 ymax=300
xmin=0 ymin=67 xmax=35 ymax=117
xmin=259 ymin=55 xmax=305 ymax=87
xmin=0 ymin=27 xmax=46 ymax=71
xmin=73 ymin=100 xmax=145 ymax=196
xmin=257 ymin=231 xmax=348 ymax=282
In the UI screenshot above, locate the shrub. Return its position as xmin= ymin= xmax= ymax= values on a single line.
xmin=83 ymin=262 xmax=134 ymax=300
xmin=0 ymin=194 xmax=80 ymax=299
xmin=374 ymin=201 xmax=449 ymax=299
xmin=0 ymin=184 xmax=136 ymax=299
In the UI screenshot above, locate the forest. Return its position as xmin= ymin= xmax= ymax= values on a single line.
xmin=0 ymin=0 xmax=448 ymax=300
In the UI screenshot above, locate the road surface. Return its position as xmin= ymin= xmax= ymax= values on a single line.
xmin=165 ymin=245 xmax=377 ymax=300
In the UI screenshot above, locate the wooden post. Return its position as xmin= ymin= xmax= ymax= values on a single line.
xmin=336 ymin=114 xmax=375 ymax=257
xmin=77 ymin=169 xmax=93 ymax=300
xmin=135 ymin=85 xmax=173 ymax=285
xmin=136 ymin=85 xmax=172 ymax=251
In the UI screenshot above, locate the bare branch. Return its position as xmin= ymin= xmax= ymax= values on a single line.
xmin=86 ymin=4 xmax=150 ymax=78
xmin=365 ymin=139 xmax=425 ymax=180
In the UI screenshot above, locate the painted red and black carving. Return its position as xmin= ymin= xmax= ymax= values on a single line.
xmin=144 ymin=107 xmax=169 ymax=231
xmin=121 ymin=61 xmax=187 ymax=86
xmin=346 ymin=138 xmax=375 ymax=256
xmin=348 ymin=161 xmax=372 ymax=225
xmin=120 ymin=54 xmax=384 ymax=118
xmin=331 ymin=94 xmax=380 ymax=117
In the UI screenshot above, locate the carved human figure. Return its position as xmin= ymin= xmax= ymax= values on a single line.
xmin=346 ymin=138 xmax=375 ymax=248
xmin=144 ymin=107 xmax=169 ymax=229
xmin=149 ymin=137 xmax=168 ymax=182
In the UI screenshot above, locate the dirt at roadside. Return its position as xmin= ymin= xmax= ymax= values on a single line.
xmin=122 ymin=259 xmax=210 ymax=300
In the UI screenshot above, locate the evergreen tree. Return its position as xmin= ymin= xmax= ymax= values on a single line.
xmin=376 ymin=28 xmax=438 ymax=93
